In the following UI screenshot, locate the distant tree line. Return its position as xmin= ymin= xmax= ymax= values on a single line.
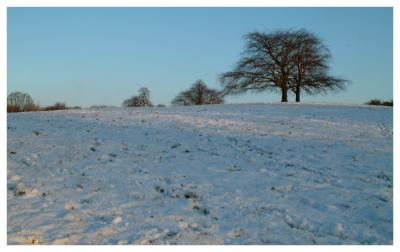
xmin=366 ymin=99 xmax=393 ymax=106
xmin=122 ymin=29 xmax=348 ymax=107
xmin=122 ymin=80 xmax=224 ymax=108
xmin=7 ymin=92 xmax=80 ymax=113
xmin=10 ymin=29 xmax=363 ymax=110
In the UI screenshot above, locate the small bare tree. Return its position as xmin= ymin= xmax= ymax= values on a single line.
xmin=122 ymin=87 xmax=153 ymax=107
xmin=172 ymin=80 xmax=224 ymax=106
xmin=7 ymin=92 xmax=35 ymax=112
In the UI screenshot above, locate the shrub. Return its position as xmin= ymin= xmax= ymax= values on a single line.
xmin=366 ymin=99 xmax=393 ymax=106
xmin=26 ymin=104 xmax=42 ymax=112
xmin=7 ymin=105 xmax=20 ymax=113
xmin=43 ymin=102 xmax=67 ymax=111
xmin=7 ymin=96 xmax=70 ymax=113
xmin=366 ymin=99 xmax=382 ymax=106
xmin=381 ymin=100 xmax=393 ymax=106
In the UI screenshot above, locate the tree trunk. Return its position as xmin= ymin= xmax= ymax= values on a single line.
xmin=295 ymin=85 xmax=301 ymax=102
xmin=281 ymin=86 xmax=288 ymax=102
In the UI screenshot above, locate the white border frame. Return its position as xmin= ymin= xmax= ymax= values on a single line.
xmin=1 ymin=1 xmax=397 ymax=251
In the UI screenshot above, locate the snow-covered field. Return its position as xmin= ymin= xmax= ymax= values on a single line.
xmin=7 ymin=103 xmax=393 ymax=245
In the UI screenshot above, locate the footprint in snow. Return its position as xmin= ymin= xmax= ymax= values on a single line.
xmin=22 ymin=157 xmax=34 ymax=166
xmin=32 ymin=130 xmax=42 ymax=136
xmin=121 ymin=144 xmax=129 ymax=151
xmin=227 ymin=228 xmax=246 ymax=238
xmin=64 ymin=202 xmax=80 ymax=211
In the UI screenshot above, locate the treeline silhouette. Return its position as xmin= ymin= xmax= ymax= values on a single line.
xmin=7 ymin=29 xmax=392 ymax=111
xmin=122 ymin=80 xmax=224 ymax=108
xmin=7 ymin=91 xmax=80 ymax=113
xmin=7 ymin=89 xmax=392 ymax=113
xmin=366 ymin=99 xmax=393 ymax=106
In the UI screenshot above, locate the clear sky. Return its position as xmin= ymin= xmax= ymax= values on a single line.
xmin=8 ymin=7 xmax=392 ymax=107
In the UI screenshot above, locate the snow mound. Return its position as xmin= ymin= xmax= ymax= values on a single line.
xmin=7 ymin=103 xmax=392 ymax=244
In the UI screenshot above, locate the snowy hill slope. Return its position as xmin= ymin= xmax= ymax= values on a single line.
xmin=7 ymin=103 xmax=393 ymax=244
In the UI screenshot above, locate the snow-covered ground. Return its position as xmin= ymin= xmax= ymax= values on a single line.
xmin=7 ymin=103 xmax=393 ymax=245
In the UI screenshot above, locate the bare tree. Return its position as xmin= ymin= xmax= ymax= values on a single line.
xmin=220 ymin=30 xmax=348 ymax=102
xmin=172 ymin=80 xmax=224 ymax=106
xmin=289 ymin=30 xmax=347 ymax=102
xmin=122 ymin=87 xmax=153 ymax=107
xmin=220 ymin=31 xmax=296 ymax=102
xmin=7 ymin=92 xmax=35 ymax=111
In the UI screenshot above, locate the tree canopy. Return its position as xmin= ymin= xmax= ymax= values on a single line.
xmin=7 ymin=92 xmax=35 ymax=111
xmin=220 ymin=29 xmax=348 ymax=102
xmin=172 ymin=80 xmax=224 ymax=106
xmin=122 ymin=87 xmax=153 ymax=107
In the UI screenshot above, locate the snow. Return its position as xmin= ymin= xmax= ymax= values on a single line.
xmin=7 ymin=103 xmax=392 ymax=244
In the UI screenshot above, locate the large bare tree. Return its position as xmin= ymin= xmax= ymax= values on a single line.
xmin=172 ymin=80 xmax=224 ymax=106
xmin=289 ymin=29 xmax=347 ymax=102
xmin=220 ymin=30 xmax=348 ymax=102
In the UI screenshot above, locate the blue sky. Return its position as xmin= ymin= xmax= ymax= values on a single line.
xmin=8 ymin=7 xmax=392 ymax=107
